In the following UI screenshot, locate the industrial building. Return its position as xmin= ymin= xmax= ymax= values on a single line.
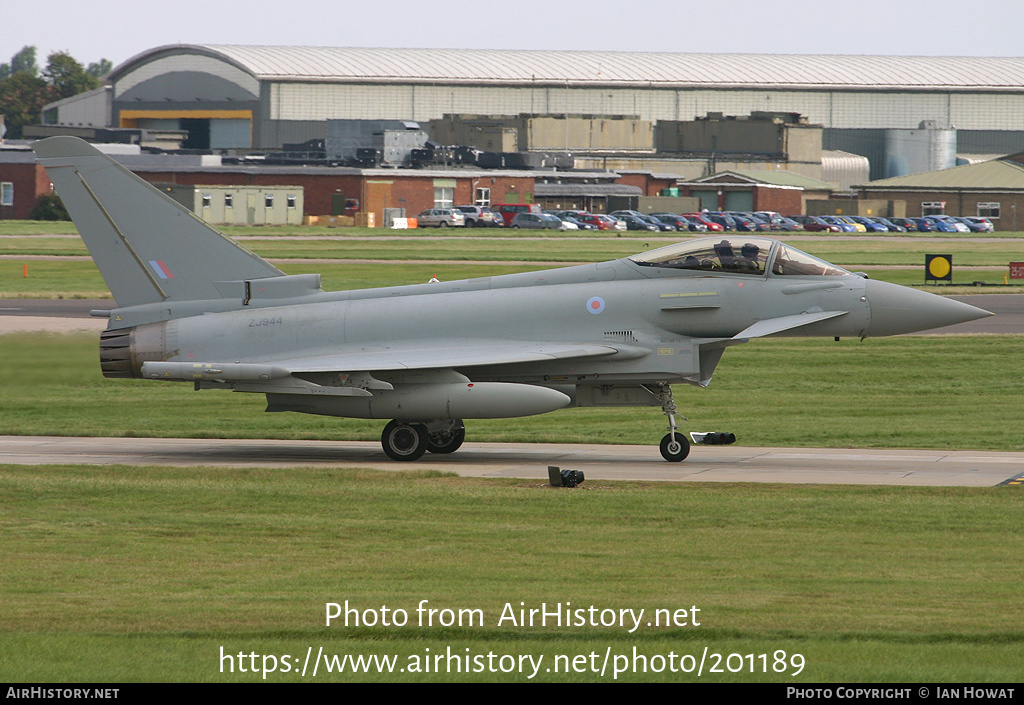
xmin=14 ymin=45 xmax=1024 ymax=224
xmin=41 ymin=45 xmax=1024 ymax=174
xmin=855 ymin=154 xmax=1024 ymax=231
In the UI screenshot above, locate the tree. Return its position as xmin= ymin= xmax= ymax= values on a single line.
xmin=42 ymin=52 xmax=99 ymax=101
xmin=29 ymin=193 xmax=70 ymax=221
xmin=0 ymin=49 xmax=107 ymax=138
xmin=0 ymin=71 xmax=53 ymax=138
xmin=11 ymin=46 xmax=39 ymax=76
xmin=86 ymin=59 xmax=113 ymax=79
xmin=0 ymin=45 xmax=39 ymax=80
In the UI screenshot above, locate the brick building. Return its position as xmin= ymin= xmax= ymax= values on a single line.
xmin=855 ymin=156 xmax=1024 ymax=231
xmin=0 ymin=150 xmax=52 ymax=220
xmin=679 ymin=170 xmax=834 ymax=214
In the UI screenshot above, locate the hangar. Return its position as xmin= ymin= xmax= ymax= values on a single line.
xmin=47 ymin=45 xmax=1024 ymax=163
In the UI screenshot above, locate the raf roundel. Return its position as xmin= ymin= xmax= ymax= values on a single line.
xmin=586 ymin=296 xmax=606 ymax=314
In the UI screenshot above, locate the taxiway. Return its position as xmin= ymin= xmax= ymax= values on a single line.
xmin=2 ymin=435 xmax=1022 ymax=487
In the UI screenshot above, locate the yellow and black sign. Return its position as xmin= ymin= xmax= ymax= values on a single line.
xmin=925 ymin=254 xmax=953 ymax=283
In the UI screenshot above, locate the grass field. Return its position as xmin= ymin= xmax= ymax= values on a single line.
xmin=2 ymin=232 xmax=1023 ymax=298
xmin=1 ymin=465 xmax=1022 ymax=682
xmin=1 ymin=333 xmax=1022 ymax=451
xmin=4 ymin=230 xmax=1024 ymax=265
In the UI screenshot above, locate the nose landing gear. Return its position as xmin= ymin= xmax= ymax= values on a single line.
xmin=652 ymin=383 xmax=690 ymax=462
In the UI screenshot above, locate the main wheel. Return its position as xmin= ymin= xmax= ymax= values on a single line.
xmin=660 ymin=433 xmax=690 ymax=462
xmin=427 ymin=425 xmax=465 ymax=454
xmin=382 ymin=421 xmax=429 ymax=461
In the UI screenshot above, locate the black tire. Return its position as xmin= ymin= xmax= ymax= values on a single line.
xmin=465 ymin=219 xmax=476 ymax=228
xmin=439 ymin=221 xmax=448 ymax=228
xmin=660 ymin=433 xmax=690 ymax=462
xmin=427 ymin=425 xmax=466 ymax=454
xmin=382 ymin=421 xmax=429 ymax=461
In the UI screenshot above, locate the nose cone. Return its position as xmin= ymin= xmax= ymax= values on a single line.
xmin=864 ymin=279 xmax=992 ymax=336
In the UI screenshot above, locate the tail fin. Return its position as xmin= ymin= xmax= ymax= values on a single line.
xmin=34 ymin=136 xmax=284 ymax=307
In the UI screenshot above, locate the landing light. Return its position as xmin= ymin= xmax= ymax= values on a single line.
xmin=548 ymin=466 xmax=585 ymax=488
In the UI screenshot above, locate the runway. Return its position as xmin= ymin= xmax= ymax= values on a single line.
xmin=2 ymin=435 xmax=1022 ymax=487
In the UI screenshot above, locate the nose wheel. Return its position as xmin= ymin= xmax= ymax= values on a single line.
xmin=660 ymin=433 xmax=690 ymax=462
xmin=650 ymin=383 xmax=690 ymax=462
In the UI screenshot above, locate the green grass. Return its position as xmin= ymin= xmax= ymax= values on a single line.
xmin=1 ymin=333 xmax=1021 ymax=452
xmin=2 ymin=236 xmax=1023 ymax=298
xmin=1 ymin=465 xmax=1022 ymax=681
xmin=4 ymin=232 xmax=1024 ymax=265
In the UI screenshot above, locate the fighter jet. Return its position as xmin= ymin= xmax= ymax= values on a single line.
xmin=34 ymin=136 xmax=991 ymax=461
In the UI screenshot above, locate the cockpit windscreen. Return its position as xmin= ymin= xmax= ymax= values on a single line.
xmin=629 ymin=237 xmax=850 ymax=277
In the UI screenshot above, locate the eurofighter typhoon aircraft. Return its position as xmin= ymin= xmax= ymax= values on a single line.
xmin=35 ymin=137 xmax=991 ymax=461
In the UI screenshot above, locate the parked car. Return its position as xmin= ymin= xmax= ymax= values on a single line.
xmin=832 ymin=216 xmax=867 ymax=232
xmin=789 ymin=215 xmax=840 ymax=232
xmin=650 ymin=212 xmax=704 ymax=231
xmin=619 ymin=214 xmax=661 ymax=231
xmin=888 ymin=217 xmax=921 ymax=232
xmin=955 ymin=216 xmax=991 ymax=233
xmin=962 ymin=216 xmax=995 ymax=232
xmin=574 ymin=213 xmax=626 ymax=231
xmin=416 ymin=208 xmax=465 ymax=228
xmin=454 ymin=205 xmax=499 ymax=228
xmin=682 ymin=213 xmax=724 ymax=232
xmin=908 ymin=218 xmax=937 ymax=232
xmin=550 ymin=212 xmax=597 ymax=230
xmin=868 ymin=217 xmax=907 ymax=232
xmin=610 ymin=210 xmax=674 ymax=231
xmin=753 ymin=210 xmax=783 ymax=225
xmin=509 ymin=212 xmax=563 ymax=230
xmin=749 ymin=211 xmax=799 ymax=231
xmin=927 ymin=215 xmax=970 ymax=233
xmin=491 ymin=203 xmax=542 ymax=226
xmin=846 ymin=215 xmax=888 ymax=232
xmin=818 ymin=215 xmax=858 ymax=232
xmin=703 ymin=213 xmax=738 ymax=231
xmin=725 ymin=213 xmax=768 ymax=232
xmin=771 ymin=216 xmax=804 ymax=231
xmin=920 ymin=216 xmax=959 ymax=233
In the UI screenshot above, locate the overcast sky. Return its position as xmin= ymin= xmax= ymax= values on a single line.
xmin=6 ymin=0 xmax=1023 ymax=71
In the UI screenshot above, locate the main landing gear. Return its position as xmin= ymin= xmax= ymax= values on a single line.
xmin=381 ymin=419 xmax=466 ymax=461
xmin=378 ymin=388 xmax=693 ymax=463
xmin=653 ymin=383 xmax=689 ymax=462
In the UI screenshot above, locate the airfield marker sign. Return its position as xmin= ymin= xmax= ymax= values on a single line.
xmin=925 ymin=254 xmax=953 ymax=283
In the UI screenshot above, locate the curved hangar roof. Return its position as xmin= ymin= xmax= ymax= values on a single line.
xmin=111 ymin=45 xmax=1024 ymax=92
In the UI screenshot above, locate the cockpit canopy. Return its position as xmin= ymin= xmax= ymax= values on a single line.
xmin=628 ymin=237 xmax=850 ymax=277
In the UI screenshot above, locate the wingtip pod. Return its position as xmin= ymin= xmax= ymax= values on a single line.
xmin=33 ymin=136 xmax=283 ymax=309
xmin=864 ymin=279 xmax=992 ymax=336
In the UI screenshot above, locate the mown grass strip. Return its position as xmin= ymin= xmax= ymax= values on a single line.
xmin=1 ymin=334 xmax=1020 ymax=452
xmin=1 ymin=465 xmax=1021 ymax=681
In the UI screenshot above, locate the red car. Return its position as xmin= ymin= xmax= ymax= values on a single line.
xmin=574 ymin=213 xmax=626 ymax=231
xmin=681 ymin=213 xmax=724 ymax=232
xmin=788 ymin=215 xmax=841 ymax=232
